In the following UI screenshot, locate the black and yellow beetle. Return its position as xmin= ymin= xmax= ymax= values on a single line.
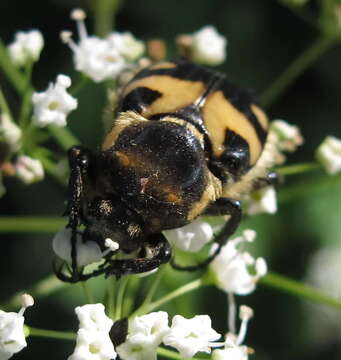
xmin=57 ymin=58 xmax=273 ymax=282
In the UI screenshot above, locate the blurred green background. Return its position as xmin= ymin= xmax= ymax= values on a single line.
xmin=1 ymin=0 xmax=341 ymax=359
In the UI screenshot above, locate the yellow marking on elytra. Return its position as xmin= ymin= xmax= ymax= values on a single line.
xmin=251 ymin=104 xmax=268 ymax=130
xmin=123 ymin=75 xmax=205 ymax=118
xmin=202 ymin=91 xmax=262 ymax=165
xmin=102 ymin=111 xmax=148 ymax=151
xmin=149 ymin=62 xmax=176 ymax=70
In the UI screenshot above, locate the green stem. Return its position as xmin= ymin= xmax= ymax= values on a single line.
xmin=260 ymin=36 xmax=335 ymax=108
xmin=0 ymin=38 xmax=80 ymax=151
xmin=114 ymin=276 xmax=129 ymax=320
xmin=157 ymin=347 xmax=206 ymax=360
xmin=278 ymin=171 xmax=341 ymax=204
xmin=261 ymin=272 xmax=341 ymax=310
xmin=47 ymin=125 xmax=80 ymax=151
xmin=0 ymin=216 xmax=65 ymax=233
xmin=1 ymin=274 xmax=68 ymax=310
xmin=0 ymin=38 xmax=27 ymax=94
xmin=139 ymin=267 xmax=167 ymax=311
xmin=276 ymin=162 xmax=322 ymax=176
xmin=105 ymin=277 xmax=116 ymax=320
xmin=93 ymin=0 xmax=122 ymax=36
xmin=18 ymin=62 xmax=34 ymax=128
xmin=0 ymin=86 xmax=13 ymax=119
xmin=26 ymin=326 xmax=76 ymax=341
xmin=81 ymin=282 xmax=94 ymax=304
xmin=38 ymin=156 xmax=68 ymax=186
xmin=132 ymin=278 xmax=204 ymax=318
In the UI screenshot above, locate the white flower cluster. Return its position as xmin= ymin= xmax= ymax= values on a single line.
xmin=67 ymin=305 xmax=253 ymax=360
xmin=15 ymin=155 xmax=44 ymax=185
xmin=163 ymin=218 xmax=213 ymax=252
xmin=52 ymin=227 xmax=119 ymax=267
xmin=118 ymin=307 xmax=253 ymax=360
xmin=270 ymin=119 xmax=304 ymax=160
xmin=32 ymin=74 xmax=78 ymax=127
xmin=244 ymin=186 xmax=277 ymax=216
xmin=305 ymin=245 xmax=341 ymax=345
xmin=210 ymin=229 xmax=267 ymax=295
xmin=316 ymin=136 xmax=341 ymax=175
xmin=243 ymin=119 xmax=304 ymax=216
xmin=8 ymin=30 xmax=44 ymax=67
xmin=0 ymin=294 xmax=34 ymax=360
xmin=177 ymin=25 xmax=227 ymax=66
xmin=0 ymin=113 xmax=22 ymax=152
xmin=68 ymin=304 xmax=117 ymax=360
xmin=191 ymin=26 xmax=227 ymax=65
xmin=117 ymin=311 xmax=169 ymax=360
xmin=61 ymin=9 xmax=144 ymax=83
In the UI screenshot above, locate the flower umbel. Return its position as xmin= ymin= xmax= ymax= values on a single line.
xmin=116 ymin=312 xmax=169 ymax=360
xmin=15 ymin=156 xmax=44 ymax=184
xmin=8 ymin=30 xmax=44 ymax=67
xmin=191 ymin=26 xmax=227 ymax=66
xmin=163 ymin=218 xmax=213 ymax=252
xmin=162 ymin=314 xmax=221 ymax=359
xmin=316 ymin=136 xmax=341 ymax=175
xmin=52 ymin=228 xmax=104 ymax=267
xmin=61 ymin=9 xmax=145 ymax=82
xmin=32 ymin=74 xmax=78 ymax=127
xmin=75 ymin=304 xmax=113 ymax=333
xmin=244 ymin=186 xmax=277 ymax=216
xmin=0 ymin=113 xmax=22 ymax=152
xmin=68 ymin=304 xmax=116 ymax=360
xmin=210 ymin=230 xmax=267 ymax=295
xmin=270 ymin=119 xmax=304 ymax=154
xmin=212 ymin=305 xmax=253 ymax=360
xmin=68 ymin=329 xmax=117 ymax=360
xmin=0 ymin=294 xmax=34 ymax=360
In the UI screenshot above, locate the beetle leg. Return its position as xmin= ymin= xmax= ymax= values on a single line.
xmin=171 ymin=198 xmax=241 ymax=271
xmin=104 ymin=233 xmax=172 ymax=278
xmin=252 ymin=171 xmax=282 ymax=191
xmin=61 ymin=145 xmax=93 ymax=282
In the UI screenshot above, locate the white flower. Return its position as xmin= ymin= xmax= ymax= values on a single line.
xmin=305 ymin=245 xmax=341 ymax=345
xmin=130 ymin=312 xmax=169 ymax=345
xmin=32 ymin=74 xmax=78 ymax=127
xmin=209 ymin=230 xmax=267 ymax=295
xmin=191 ymin=26 xmax=227 ymax=66
xmin=316 ymin=136 xmax=341 ymax=175
xmin=162 ymin=314 xmax=221 ymax=359
xmin=163 ymin=218 xmax=213 ymax=252
xmin=68 ymin=329 xmax=116 ymax=360
xmin=52 ymin=227 xmax=104 ymax=267
xmin=270 ymin=119 xmax=304 ymax=153
xmin=212 ymin=305 xmax=253 ymax=360
xmin=8 ymin=30 xmax=44 ymax=66
xmin=15 ymin=155 xmax=44 ymax=184
xmin=60 ymin=9 xmax=126 ymax=82
xmin=117 ymin=312 xmax=169 ymax=360
xmin=244 ymin=186 xmax=277 ymax=216
xmin=0 ymin=294 xmax=34 ymax=360
xmin=212 ymin=346 xmax=248 ymax=360
xmin=108 ymin=32 xmax=145 ymax=62
xmin=104 ymin=238 xmax=119 ymax=252
xmin=75 ymin=304 xmax=113 ymax=333
xmin=116 ymin=339 xmax=156 ymax=360
xmin=0 ymin=113 xmax=22 ymax=152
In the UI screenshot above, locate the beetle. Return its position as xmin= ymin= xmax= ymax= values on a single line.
xmin=56 ymin=58 xmax=274 ymax=282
